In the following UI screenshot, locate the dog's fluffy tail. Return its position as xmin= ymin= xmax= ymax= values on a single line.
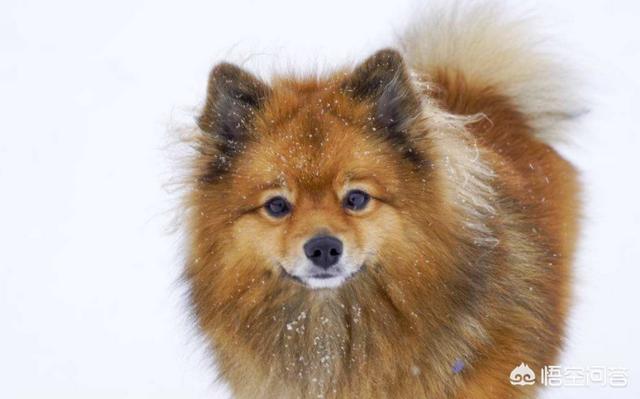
xmin=399 ymin=2 xmax=581 ymax=143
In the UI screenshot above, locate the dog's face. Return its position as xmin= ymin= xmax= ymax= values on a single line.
xmin=222 ymin=97 xmax=408 ymax=288
xmin=189 ymin=50 xmax=445 ymax=291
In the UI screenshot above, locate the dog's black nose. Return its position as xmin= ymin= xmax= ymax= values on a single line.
xmin=303 ymin=236 xmax=343 ymax=269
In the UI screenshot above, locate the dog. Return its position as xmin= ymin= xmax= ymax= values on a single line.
xmin=181 ymin=4 xmax=580 ymax=398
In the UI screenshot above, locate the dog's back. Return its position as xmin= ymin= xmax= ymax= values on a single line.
xmin=401 ymin=4 xmax=580 ymax=397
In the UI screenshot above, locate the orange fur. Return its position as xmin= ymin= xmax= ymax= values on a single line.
xmin=181 ymin=7 xmax=580 ymax=398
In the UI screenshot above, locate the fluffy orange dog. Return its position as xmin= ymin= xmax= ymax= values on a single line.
xmin=182 ymin=5 xmax=580 ymax=398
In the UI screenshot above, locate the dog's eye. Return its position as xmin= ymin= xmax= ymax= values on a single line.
xmin=264 ymin=196 xmax=291 ymax=218
xmin=343 ymin=189 xmax=370 ymax=211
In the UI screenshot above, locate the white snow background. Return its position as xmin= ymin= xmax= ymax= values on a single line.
xmin=0 ymin=0 xmax=638 ymax=397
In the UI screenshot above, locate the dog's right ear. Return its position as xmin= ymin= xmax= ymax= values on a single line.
xmin=198 ymin=63 xmax=270 ymax=141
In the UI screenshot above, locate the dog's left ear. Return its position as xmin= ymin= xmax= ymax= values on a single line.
xmin=198 ymin=63 xmax=270 ymax=141
xmin=342 ymin=49 xmax=422 ymax=136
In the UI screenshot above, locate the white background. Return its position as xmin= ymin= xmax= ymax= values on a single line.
xmin=1 ymin=0 xmax=638 ymax=398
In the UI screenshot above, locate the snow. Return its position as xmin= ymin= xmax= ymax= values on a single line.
xmin=0 ymin=0 xmax=638 ymax=398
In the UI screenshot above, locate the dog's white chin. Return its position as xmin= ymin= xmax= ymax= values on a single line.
xmin=302 ymin=275 xmax=348 ymax=289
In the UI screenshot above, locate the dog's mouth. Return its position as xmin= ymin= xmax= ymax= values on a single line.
xmin=279 ymin=265 xmax=364 ymax=289
xmin=309 ymin=273 xmax=336 ymax=279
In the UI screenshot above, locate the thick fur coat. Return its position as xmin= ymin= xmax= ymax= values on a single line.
xmin=181 ymin=4 xmax=580 ymax=398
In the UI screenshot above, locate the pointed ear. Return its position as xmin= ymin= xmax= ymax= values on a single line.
xmin=342 ymin=49 xmax=421 ymax=135
xmin=198 ymin=63 xmax=270 ymax=140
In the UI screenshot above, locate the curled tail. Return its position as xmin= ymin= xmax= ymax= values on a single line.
xmin=399 ymin=2 xmax=581 ymax=143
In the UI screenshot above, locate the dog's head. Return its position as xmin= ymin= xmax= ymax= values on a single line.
xmin=186 ymin=49 xmax=461 ymax=291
